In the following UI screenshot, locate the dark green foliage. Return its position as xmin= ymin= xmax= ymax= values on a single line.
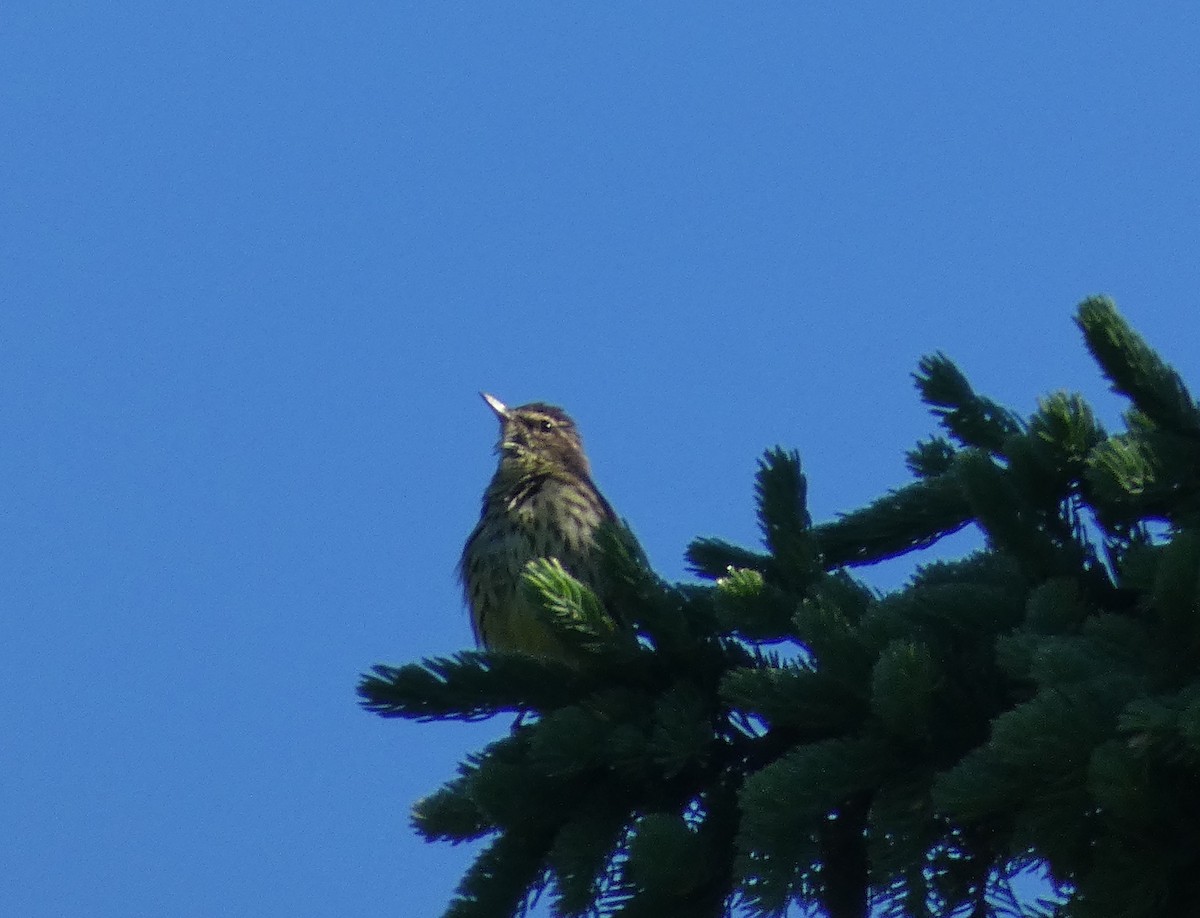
xmin=1076 ymin=296 xmax=1200 ymax=439
xmin=444 ymin=827 xmax=555 ymax=918
xmin=913 ymin=352 xmax=1024 ymax=454
xmin=870 ymin=640 xmax=939 ymax=741
xmin=359 ymin=652 xmax=583 ymax=721
xmin=625 ymin=812 xmax=712 ymax=904
xmin=813 ymin=474 xmax=974 ymax=568
xmin=755 ymin=448 xmax=818 ymax=593
xmin=711 ymin=568 xmax=796 ymax=643
xmin=721 ymin=664 xmax=868 ymax=737
xmin=361 ymin=298 xmax=1200 ymax=918
xmin=906 ymin=436 xmax=957 ymax=479
xmin=687 ymin=537 xmax=770 ymax=580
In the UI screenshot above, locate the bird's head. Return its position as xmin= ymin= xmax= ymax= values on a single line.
xmin=480 ymin=392 xmax=592 ymax=480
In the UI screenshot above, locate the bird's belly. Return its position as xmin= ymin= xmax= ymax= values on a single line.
xmin=463 ymin=496 xmax=599 ymax=657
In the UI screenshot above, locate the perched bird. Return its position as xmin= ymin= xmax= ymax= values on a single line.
xmin=460 ymin=393 xmax=620 ymax=660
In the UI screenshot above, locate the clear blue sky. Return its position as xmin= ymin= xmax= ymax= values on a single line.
xmin=4 ymin=4 xmax=1199 ymax=916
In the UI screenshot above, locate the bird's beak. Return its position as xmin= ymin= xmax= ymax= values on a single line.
xmin=480 ymin=392 xmax=509 ymax=420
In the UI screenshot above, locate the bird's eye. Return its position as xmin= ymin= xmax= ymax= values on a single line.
xmin=540 ymin=419 xmax=554 ymax=432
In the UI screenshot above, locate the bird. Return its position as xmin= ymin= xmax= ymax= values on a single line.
xmin=459 ymin=393 xmax=621 ymax=660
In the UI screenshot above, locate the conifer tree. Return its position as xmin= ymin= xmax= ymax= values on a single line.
xmin=360 ymin=297 xmax=1200 ymax=918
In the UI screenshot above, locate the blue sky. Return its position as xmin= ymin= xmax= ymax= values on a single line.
xmin=4 ymin=4 xmax=1199 ymax=916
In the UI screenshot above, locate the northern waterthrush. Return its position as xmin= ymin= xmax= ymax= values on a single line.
xmin=460 ymin=393 xmax=620 ymax=660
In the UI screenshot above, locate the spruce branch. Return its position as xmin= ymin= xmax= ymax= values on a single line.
xmin=544 ymin=795 xmax=635 ymax=917
xmin=754 ymin=448 xmax=817 ymax=592
xmin=1076 ymin=296 xmax=1200 ymax=439
xmin=713 ymin=567 xmax=799 ymax=643
xmin=358 ymin=652 xmax=581 ymax=721
xmin=443 ymin=827 xmax=553 ymax=918
xmin=955 ymin=450 xmax=1070 ymax=579
xmin=686 ymin=538 xmax=771 ymax=580
xmin=521 ymin=558 xmax=623 ymax=651
xmin=870 ymin=639 xmax=940 ymax=741
xmin=625 ymin=813 xmax=712 ymax=903
xmin=1148 ymin=530 xmax=1200 ymax=668
xmin=413 ymin=772 xmax=495 ymax=842
xmin=368 ymin=298 xmax=1200 ymax=917
xmin=906 ymin=436 xmax=958 ymax=478
xmin=721 ymin=664 xmax=870 ymax=736
xmin=814 ymin=472 xmax=973 ymax=568
xmin=914 ymin=353 xmax=1024 ymax=454
xmin=1027 ymin=392 xmax=1107 ymax=478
